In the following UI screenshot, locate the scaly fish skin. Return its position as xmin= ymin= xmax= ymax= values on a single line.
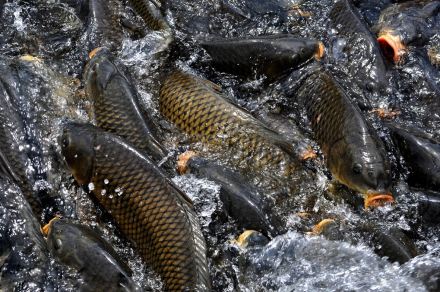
xmin=0 ymin=173 xmax=53 ymax=291
xmin=329 ymin=0 xmax=390 ymax=104
xmin=61 ymin=122 xmax=211 ymax=292
xmin=201 ymin=36 xmax=322 ymax=81
xmin=46 ymin=219 xmax=142 ymax=292
xmin=298 ymin=67 xmax=391 ymax=205
xmin=159 ymin=70 xmax=310 ymax=183
xmin=84 ymin=47 xmax=173 ymax=174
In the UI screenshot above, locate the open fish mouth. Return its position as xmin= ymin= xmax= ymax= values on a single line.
xmin=314 ymin=42 xmax=325 ymax=60
xmin=377 ymin=33 xmax=406 ymax=63
xmin=365 ymin=191 xmax=394 ymax=210
xmin=178 ymin=150 xmax=196 ymax=174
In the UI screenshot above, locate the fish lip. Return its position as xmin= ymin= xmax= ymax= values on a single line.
xmin=178 ymin=151 xmax=196 ymax=174
xmin=314 ymin=42 xmax=325 ymax=61
xmin=89 ymin=47 xmax=108 ymax=59
xmin=377 ymin=33 xmax=406 ymax=63
xmin=42 ymin=216 xmax=60 ymax=237
xmin=312 ymin=219 xmax=335 ymax=234
xmin=364 ymin=191 xmax=394 ymax=210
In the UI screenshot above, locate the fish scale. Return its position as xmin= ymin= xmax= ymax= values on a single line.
xmin=129 ymin=0 xmax=169 ymax=31
xmin=159 ymin=70 xmax=307 ymax=182
xmin=61 ymin=123 xmax=211 ymax=292
xmin=0 ymin=76 xmax=45 ymax=220
xmin=298 ymin=66 xmax=391 ymax=201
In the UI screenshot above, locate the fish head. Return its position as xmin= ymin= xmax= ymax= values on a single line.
xmin=287 ymin=39 xmax=324 ymax=65
xmin=60 ymin=122 xmax=96 ymax=185
xmin=329 ymin=139 xmax=392 ymax=208
xmin=46 ymin=219 xmax=85 ymax=272
xmin=84 ymin=47 xmax=118 ymax=103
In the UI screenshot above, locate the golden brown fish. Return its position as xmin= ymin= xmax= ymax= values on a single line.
xmin=60 ymin=122 xmax=211 ymax=292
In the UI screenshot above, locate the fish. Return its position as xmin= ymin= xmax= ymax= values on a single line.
xmin=200 ymin=35 xmax=324 ymax=81
xmin=362 ymin=223 xmax=418 ymax=264
xmin=0 ymin=170 xmax=53 ymax=291
xmin=252 ymin=108 xmax=316 ymax=161
xmin=306 ymin=219 xmax=346 ymax=242
xmin=428 ymin=34 xmax=440 ymax=66
xmin=372 ymin=0 xmax=440 ymax=63
xmin=0 ymin=58 xmax=57 ymax=223
xmin=85 ymin=0 xmax=126 ymax=52
xmin=329 ymin=0 xmax=390 ymax=105
xmin=297 ymin=66 xmax=392 ymax=209
xmin=128 ymin=0 xmax=171 ymax=32
xmin=44 ymin=218 xmax=143 ymax=292
xmin=159 ymin=70 xmax=312 ymax=188
xmin=388 ymin=123 xmax=440 ymax=189
xmin=178 ymin=151 xmax=280 ymax=236
xmin=84 ymin=47 xmax=174 ymax=175
xmin=60 ymin=122 xmax=211 ymax=292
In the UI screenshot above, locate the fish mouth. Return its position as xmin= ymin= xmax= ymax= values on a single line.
xmin=42 ymin=216 xmax=60 ymax=237
xmin=377 ymin=34 xmax=406 ymax=63
xmin=89 ymin=47 xmax=105 ymax=59
xmin=314 ymin=42 xmax=325 ymax=60
xmin=312 ymin=219 xmax=335 ymax=234
xmin=178 ymin=151 xmax=196 ymax=174
xmin=299 ymin=148 xmax=317 ymax=162
xmin=364 ymin=192 xmax=394 ymax=210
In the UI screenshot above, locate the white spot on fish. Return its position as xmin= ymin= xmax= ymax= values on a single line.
xmin=88 ymin=182 xmax=94 ymax=191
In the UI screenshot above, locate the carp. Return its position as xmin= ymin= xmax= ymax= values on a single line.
xmin=388 ymin=123 xmax=440 ymax=189
xmin=297 ymin=66 xmax=392 ymax=209
xmin=329 ymin=0 xmax=390 ymax=106
xmin=44 ymin=218 xmax=142 ymax=292
xmin=200 ymin=35 xmax=324 ymax=81
xmin=0 ymin=171 xmax=53 ymax=291
xmin=159 ymin=70 xmax=312 ymax=187
xmin=178 ymin=151 xmax=280 ymax=236
xmin=60 ymin=122 xmax=211 ymax=292
xmin=84 ymin=47 xmax=173 ymax=174
xmin=372 ymin=0 xmax=440 ymax=63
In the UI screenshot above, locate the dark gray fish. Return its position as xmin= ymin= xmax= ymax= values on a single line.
xmin=128 ymin=0 xmax=171 ymax=33
xmin=45 ymin=219 xmax=143 ymax=292
xmin=388 ymin=123 xmax=440 ymax=189
xmin=252 ymin=109 xmax=316 ymax=162
xmin=362 ymin=223 xmax=418 ymax=264
xmin=329 ymin=0 xmax=390 ymax=106
xmin=372 ymin=0 xmax=440 ymax=62
xmin=297 ymin=66 xmax=392 ymax=209
xmin=179 ymin=151 xmax=280 ymax=236
xmin=0 ymin=57 xmax=57 ymax=223
xmin=0 ymin=171 xmax=53 ymax=291
xmin=84 ymin=47 xmax=174 ymax=175
xmin=201 ymin=35 xmax=323 ymax=81
xmin=61 ymin=122 xmax=211 ymax=292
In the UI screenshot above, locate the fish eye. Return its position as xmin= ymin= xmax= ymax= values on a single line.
xmin=365 ymin=82 xmax=375 ymax=93
xmin=368 ymin=171 xmax=373 ymax=178
xmin=353 ymin=163 xmax=363 ymax=174
xmin=379 ymin=88 xmax=385 ymax=95
xmin=301 ymin=47 xmax=306 ymax=53
xmin=62 ymin=136 xmax=71 ymax=149
xmin=54 ymin=238 xmax=63 ymax=250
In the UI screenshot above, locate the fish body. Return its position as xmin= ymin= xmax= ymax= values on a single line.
xmin=252 ymin=109 xmax=315 ymax=161
xmin=86 ymin=0 xmax=126 ymax=52
xmin=298 ymin=67 xmax=391 ymax=208
xmin=372 ymin=0 xmax=440 ymax=62
xmin=46 ymin=219 xmax=142 ymax=292
xmin=0 ymin=58 xmax=56 ymax=222
xmin=84 ymin=47 xmax=173 ymax=174
xmin=182 ymin=153 xmax=280 ymax=236
xmin=128 ymin=0 xmax=171 ymax=32
xmin=201 ymin=36 xmax=322 ymax=81
xmin=159 ymin=70 xmax=310 ymax=186
xmin=61 ymin=122 xmax=211 ymax=292
xmin=389 ymin=123 xmax=440 ymax=189
xmin=0 ymin=173 xmax=53 ymax=291
xmin=329 ymin=0 xmax=390 ymax=103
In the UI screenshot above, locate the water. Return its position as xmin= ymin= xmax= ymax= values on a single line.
xmin=0 ymin=0 xmax=439 ymax=291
